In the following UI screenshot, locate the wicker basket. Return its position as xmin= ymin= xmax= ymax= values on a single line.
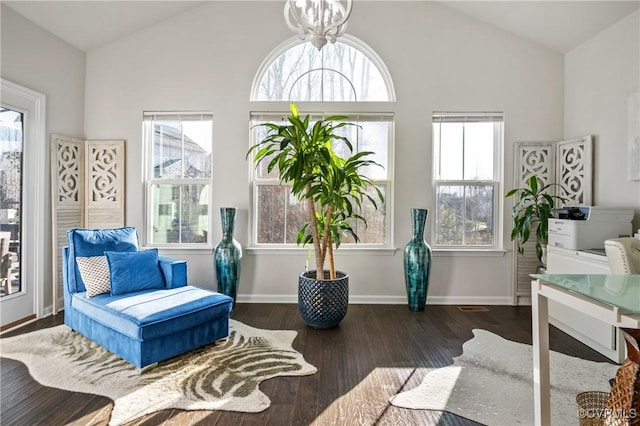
xmin=577 ymin=391 xmax=609 ymax=426
xmin=605 ymin=355 xmax=640 ymax=426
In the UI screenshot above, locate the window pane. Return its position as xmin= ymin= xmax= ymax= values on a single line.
xmin=0 ymin=108 xmax=23 ymax=296
xmin=253 ymin=121 xmax=282 ymax=180
xmin=286 ymin=192 xmax=308 ymax=244
xmin=463 ymin=122 xmax=494 ymax=180
xmin=256 ymin=42 xmax=389 ymax=102
xmin=257 ymin=185 xmax=285 ymax=244
xmin=152 ymin=118 xmax=212 ymax=179
xmin=256 ymin=185 xmax=309 ymax=244
xmin=324 ymin=120 xmax=390 ymax=179
xmin=290 ymin=69 xmax=356 ymax=101
xmin=355 ymin=121 xmax=389 ymax=180
xmin=344 ymin=184 xmax=387 ymax=244
xmin=252 ymin=118 xmax=390 ymax=180
xmin=150 ymin=184 xmax=209 ymax=244
xmin=436 ymin=123 xmax=463 ymax=180
xmin=436 ymin=184 xmax=495 ymax=247
xmin=464 ymin=185 xmax=494 ymax=246
xmin=435 ymin=185 xmax=463 ymax=245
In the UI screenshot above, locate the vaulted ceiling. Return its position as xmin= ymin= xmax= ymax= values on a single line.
xmin=3 ymin=1 xmax=639 ymax=53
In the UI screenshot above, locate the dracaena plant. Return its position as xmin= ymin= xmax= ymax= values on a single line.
xmin=247 ymin=103 xmax=384 ymax=280
xmin=506 ymin=175 xmax=567 ymax=262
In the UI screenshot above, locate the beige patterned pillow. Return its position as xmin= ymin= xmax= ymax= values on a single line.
xmin=76 ymin=256 xmax=111 ymax=297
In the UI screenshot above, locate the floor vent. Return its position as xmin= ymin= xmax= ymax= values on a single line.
xmin=457 ymin=306 xmax=490 ymax=312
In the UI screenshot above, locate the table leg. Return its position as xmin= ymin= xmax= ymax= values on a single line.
xmin=532 ymin=279 xmax=551 ymax=426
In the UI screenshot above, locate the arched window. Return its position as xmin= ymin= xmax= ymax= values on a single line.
xmin=249 ymin=36 xmax=395 ymax=248
xmin=252 ymin=36 xmax=393 ymax=102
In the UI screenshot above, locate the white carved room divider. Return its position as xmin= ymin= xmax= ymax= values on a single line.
xmin=51 ymin=135 xmax=125 ymax=312
xmin=511 ymin=136 xmax=592 ymax=304
xmin=556 ymin=137 xmax=593 ymax=206
xmin=512 ymin=142 xmax=555 ymax=304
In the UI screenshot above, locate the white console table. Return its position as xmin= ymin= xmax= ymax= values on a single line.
xmin=531 ymin=274 xmax=640 ymax=426
xmin=546 ymin=246 xmax=625 ymax=362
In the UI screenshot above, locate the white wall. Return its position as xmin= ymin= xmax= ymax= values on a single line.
xmin=565 ymin=10 xmax=640 ymax=232
xmin=82 ymin=1 xmax=565 ymax=305
xmin=1 ymin=5 xmax=86 ymax=310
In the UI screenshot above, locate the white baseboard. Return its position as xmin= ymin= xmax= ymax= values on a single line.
xmin=236 ymin=294 xmax=513 ymax=306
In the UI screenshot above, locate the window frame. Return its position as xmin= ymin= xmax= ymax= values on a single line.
xmin=248 ymin=35 xmax=396 ymax=252
xmin=248 ymin=108 xmax=394 ymax=250
xmin=143 ymin=111 xmax=214 ymax=249
xmin=431 ymin=112 xmax=504 ymax=251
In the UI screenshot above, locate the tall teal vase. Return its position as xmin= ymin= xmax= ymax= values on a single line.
xmin=214 ymin=207 xmax=242 ymax=308
xmin=404 ymin=208 xmax=432 ymax=311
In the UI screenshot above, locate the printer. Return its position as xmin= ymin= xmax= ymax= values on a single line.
xmin=548 ymin=206 xmax=634 ymax=251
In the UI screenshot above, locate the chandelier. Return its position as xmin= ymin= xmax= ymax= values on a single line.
xmin=284 ymin=0 xmax=353 ymax=50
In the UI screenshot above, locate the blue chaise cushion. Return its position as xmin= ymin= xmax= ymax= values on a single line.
xmin=106 ymin=249 xmax=166 ymax=295
xmin=71 ymin=286 xmax=233 ymax=340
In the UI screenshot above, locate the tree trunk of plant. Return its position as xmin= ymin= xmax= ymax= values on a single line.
xmin=327 ymin=242 xmax=335 ymax=279
xmin=322 ymin=204 xmax=334 ymax=279
xmin=306 ymin=189 xmax=324 ymax=280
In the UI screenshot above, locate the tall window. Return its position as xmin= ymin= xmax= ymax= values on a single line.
xmin=143 ymin=112 xmax=213 ymax=247
xmin=250 ymin=36 xmax=395 ymax=248
xmin=432 ymin=113 xmax=503 ymax=249
xmin=251 ymin=113 xmax=391 ymax=245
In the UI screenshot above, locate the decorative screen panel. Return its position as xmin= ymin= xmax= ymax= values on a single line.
xmin=515 ymin=142 xmax=555 ymax=189
xmin=51 ymin=136 xmax=125 ymax=312
xmin=56 ymin=141 xmax=83 ymax=205
xmin=511 ymin=137 xmax=593 ymax=305
xmin=512 ymin=142 xmax=555 ymax=303
xmin=556 ymin=136 xmax=593 ymax=206
xmin=85 ymin=141 xmax=125 ymax=228
xmin=51 ymin=134 xmax=84 ymax=312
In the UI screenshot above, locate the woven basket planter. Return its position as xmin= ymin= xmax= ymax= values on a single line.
xmin=576 ymin=391 xmax=609 ymax=426
xmin=298 ymin=270 xmax=349 ymax=329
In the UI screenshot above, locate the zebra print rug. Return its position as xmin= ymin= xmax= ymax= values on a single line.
xmin=0 ymin=320 xmax=317 ymax=425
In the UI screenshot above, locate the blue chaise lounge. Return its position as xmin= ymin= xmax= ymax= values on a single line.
xmin=62 ymin=227 xmax=233 ymax=368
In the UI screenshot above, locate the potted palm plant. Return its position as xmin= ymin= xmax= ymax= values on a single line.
xmin=506 ymin=175 xmax=567 ymax=263
xmin=247 ymin=103 xmax=383 ymax=328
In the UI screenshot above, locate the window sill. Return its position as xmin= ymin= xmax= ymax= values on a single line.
xmin=432 ymin=249 xmax=507 ymax=257
xmin=145 ymin=246 xmax=215 ymax=256
xmin=246 ymin=246 xmax=398 ymax=256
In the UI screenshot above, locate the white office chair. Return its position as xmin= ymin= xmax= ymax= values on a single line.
xmin=604 ymin=237 xmax=640 ymax=275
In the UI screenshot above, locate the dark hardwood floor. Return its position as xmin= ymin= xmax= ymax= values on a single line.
xmin=1 ymin=304 xmax=613 ymax=425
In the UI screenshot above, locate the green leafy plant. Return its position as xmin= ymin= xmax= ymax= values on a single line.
xmin=505 ymin=175 xmax=567 ymax=262
xmin=247 ymin=103 xmax=384 ymax=280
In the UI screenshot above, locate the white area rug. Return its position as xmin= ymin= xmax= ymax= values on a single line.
xmin=389 ymin=329 xmax=618 ymax=425
xmin=0 ymin=319 xmax=316 ymax=425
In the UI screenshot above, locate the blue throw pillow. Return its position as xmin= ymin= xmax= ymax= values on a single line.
xmin=105 ymin=249 xmax=166 ymax=295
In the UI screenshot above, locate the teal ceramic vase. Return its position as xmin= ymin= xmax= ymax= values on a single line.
xmin=214 ymin=207 xmax=242 ymax=308
xmin=404 ymin=208 xmax=432 ymax=311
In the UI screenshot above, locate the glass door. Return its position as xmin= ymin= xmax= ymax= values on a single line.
xmin=0 ymin=107 xmax=22 ymax=298
xmin=1 ymin=78 xmax=45 ymax=331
